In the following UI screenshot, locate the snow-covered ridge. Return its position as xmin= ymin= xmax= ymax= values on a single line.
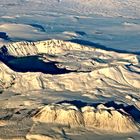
xmin=32 ymin=103 xmax=138 ymax=133
xmin=2 ymin=39 xmax=139 ymax=62
xmin=3 ymin=40 xmax=92 ymax=56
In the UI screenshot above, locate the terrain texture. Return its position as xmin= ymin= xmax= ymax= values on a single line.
xmin=0 ymin=40 xmax=140 ymax=139
xmin=0 ymin=0 xmax=140 ymax=140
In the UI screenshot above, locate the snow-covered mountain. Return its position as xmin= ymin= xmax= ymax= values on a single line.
xmin=0 ymin=39 xmax=140 ymax=139
xmin=0 ymin=1 xmax=140 ymax=139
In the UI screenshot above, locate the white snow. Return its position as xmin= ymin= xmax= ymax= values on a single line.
xmin=0 ymin=1 xmax=140 ymax=139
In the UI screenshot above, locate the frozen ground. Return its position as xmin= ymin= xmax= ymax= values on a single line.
xmin=0 ymin=0 xmax=140 ymax=140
